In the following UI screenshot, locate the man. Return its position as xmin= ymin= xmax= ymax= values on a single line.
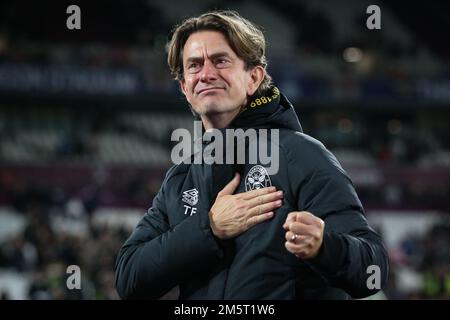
xmin=115 ymin=10 xmax=389 ymax=299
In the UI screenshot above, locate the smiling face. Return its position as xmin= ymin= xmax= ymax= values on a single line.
xmin=180 ymin=30 xmax=263 ymax=121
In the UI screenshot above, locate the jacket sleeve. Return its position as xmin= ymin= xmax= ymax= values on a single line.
xmin=114 ymin=168 xmax=224 ymax=299
xmin=285 ymin=133 xmax=389 ymax=299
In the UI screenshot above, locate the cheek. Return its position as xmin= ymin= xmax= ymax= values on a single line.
xmin=236 ymin=74 xmax=252 ymax=95
xmin=184 ymin=79 xmax=197 ymax=98
xmin=228 ymin=74 xmax=248 ymax=94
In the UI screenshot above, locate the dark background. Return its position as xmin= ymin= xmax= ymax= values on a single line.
xmin=0 ymin=0 xmax=449 ymax=299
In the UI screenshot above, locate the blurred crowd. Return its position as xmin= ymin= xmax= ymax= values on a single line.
xmin=0 ymin=207 xmax=129 ymax=299
xmin=386 ymin=221 xmax=450 ymax=299
xmin=0 ymin=194 xmax=449 ymax=299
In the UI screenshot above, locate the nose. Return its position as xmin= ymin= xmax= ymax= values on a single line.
xmin=199 ymin=59 xmax=218 ymax=82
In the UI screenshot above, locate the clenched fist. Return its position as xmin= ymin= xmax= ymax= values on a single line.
xmin=283 ymin=211 xmax=324 ymax=259
xmin=209 ymin=173 xmax=283 ymax=240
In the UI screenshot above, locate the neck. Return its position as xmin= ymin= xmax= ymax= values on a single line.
xmin=201 ymin=107 xmax=243 ymax=130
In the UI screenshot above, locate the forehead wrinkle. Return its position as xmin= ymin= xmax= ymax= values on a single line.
xmin=186 ymin=51 xmax=232 ymax=64
xmin=183 ymin=31 xmax=234 ymax=63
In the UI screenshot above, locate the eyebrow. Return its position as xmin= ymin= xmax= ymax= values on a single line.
xmin=185 ymin=52 xmax=232 ymax=64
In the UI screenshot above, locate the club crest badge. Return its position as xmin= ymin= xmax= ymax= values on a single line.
xmin=245 ymin=165 xmax=272 ymax=191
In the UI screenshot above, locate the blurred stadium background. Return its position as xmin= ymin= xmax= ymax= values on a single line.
xmin=0 ymin=0 xmax=449 ymax=300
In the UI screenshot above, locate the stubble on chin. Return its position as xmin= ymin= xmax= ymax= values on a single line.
xmin=193 ymin=101 xmax=231 ymax=116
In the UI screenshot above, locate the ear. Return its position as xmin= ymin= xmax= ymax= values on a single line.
xmin=247 ymin=66 xmax=265 ymax=96
xmin=179 ymin=79 xmax=187 ymax=96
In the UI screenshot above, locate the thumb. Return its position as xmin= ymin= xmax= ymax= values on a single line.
xmin=217 ymin=173 xmax=240 ymax=197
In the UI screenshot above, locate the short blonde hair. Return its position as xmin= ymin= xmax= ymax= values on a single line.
xmin=166 ymin=10 xmax=272 ymax=95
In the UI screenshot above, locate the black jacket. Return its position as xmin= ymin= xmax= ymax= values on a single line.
xmin=115 ymin=88 xmax=389 ymax=299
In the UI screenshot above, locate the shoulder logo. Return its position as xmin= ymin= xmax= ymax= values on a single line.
xmin=245 ymin=165 xmax=272 ymax=191
xmin=182 ymin=188 xmax=199 ymax=206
